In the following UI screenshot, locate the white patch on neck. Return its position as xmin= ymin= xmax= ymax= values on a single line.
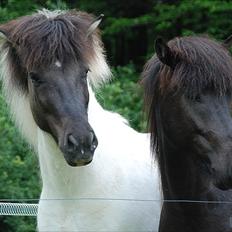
xmin=55 ymin=60 xmax=62 ymax=68
xmin=37 ymin=9 xmax=65 ymax=19
xmin=0 ymin=48 xmax=38 ymax=149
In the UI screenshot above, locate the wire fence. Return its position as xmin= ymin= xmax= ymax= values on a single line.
xmin=0 ymin=202 xmax=38 ymax=216
xmin=1 ymin=197 xmax=232 ymax=217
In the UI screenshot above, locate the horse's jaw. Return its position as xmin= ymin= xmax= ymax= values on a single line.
xmin=37 ymin=127 xmax=98 ymax=200
xmin=35 ymin=88 xmax=100 ymax=196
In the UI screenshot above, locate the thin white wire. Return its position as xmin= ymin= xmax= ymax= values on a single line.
xmin=0 ymin=198 xmax=230 ymax=232
xmin=0 ymin=197 xmax=232 ymax=217
xmin=1 ymin=198 xmax=232 ymax=203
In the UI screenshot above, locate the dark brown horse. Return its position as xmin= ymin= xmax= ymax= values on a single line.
xmin=142 ymin=36 xmax=232 ymax=232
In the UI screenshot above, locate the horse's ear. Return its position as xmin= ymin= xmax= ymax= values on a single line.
xmin=223 ymin=34 xmax=232 ymax=49
xmin=86 ymin=14 xmax=104 ymax=38
xmin=0 ymin=29 xmax=8 ymax=42
xmin=155 ymin=37 xmax=177 ymax=68
xmin=0 ymin=29 xmax=15 ymax=46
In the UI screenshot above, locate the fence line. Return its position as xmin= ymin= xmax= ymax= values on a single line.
xmin=0 ymin=202 xmax=37 ymax=216
xmin=1 ymin=197 xmax=232 ymax=217
xmin=2 ymin=197 xmax=232 ymax=203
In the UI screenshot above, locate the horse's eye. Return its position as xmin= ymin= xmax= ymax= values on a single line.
xmin=186 ymin=94 xmax=202 ymax=103
xmin=81 ymin=69 xmax=89 ymax=79
xmin=85 ymin=68 xmax=90 ymax=76
xmin=28 ymin=72 xmax=44 ymax=86
xmin=195 ymin=94 xmax=201 ymax=102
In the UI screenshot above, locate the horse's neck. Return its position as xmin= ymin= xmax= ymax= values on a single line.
xmin=5 ymin=82 xmax=152 ymax=197
xmin=37 ymin=87 xmax=135 ymax=196
xmin=159 ymin=143 xmax=232 ymax=232
xmin=159 ymin=140 xmax=210 ymax=200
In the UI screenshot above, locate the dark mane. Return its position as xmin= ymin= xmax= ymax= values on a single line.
xmin=0 ymin=10 xmax=101 ymax=92
xmin=142 ymin=36 xmax=232 ymax=155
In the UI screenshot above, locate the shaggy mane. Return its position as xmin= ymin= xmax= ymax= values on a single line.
xmin=143 ymin=36 xmax=232 ymax=99
xmin=0 ymin=9 xmax=109 ymax=92
xmin=142 ymin=36 xmax=232 ymax=154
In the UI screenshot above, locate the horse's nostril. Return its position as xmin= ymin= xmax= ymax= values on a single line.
xmin=91 ymin=144 xmax=97 ymax=152
xmin=68 ymin=134 xmax=79 ymax=146
xmin=90 ymin=131 xmax=95 ymax=144
xmin=90 ymin=132 xmax=98 ymax=151
xmin=66 ymin=132 xmax=97 ymax=154
xmin=68 ymin=134 xmax=79 ymax=151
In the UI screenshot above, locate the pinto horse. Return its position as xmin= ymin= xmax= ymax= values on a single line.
xmin=0 ymin=9 xmax=161 ymax=231
xmin=142 ymin=36 xmax=232 ymax=232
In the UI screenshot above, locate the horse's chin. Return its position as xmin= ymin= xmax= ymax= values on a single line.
xmin=212 ymin=173 xmax=232 ymax=190
xmin=64 ymin=155 xmax=93 ymax=167
xmin=214 ymin=180 xmax=232 ymax=191
xmin=69 ymin=159 xmax=93 ymax=167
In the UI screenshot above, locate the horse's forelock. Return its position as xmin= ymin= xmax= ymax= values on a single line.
xmin=37 ymin=9 xmax=65 ymax=19
xmin=0 ymin=9 xmax=111 ymax=93
xmin=142 ymin=35 xmax=232 ymax=160
xmin=167 ymin=36 xmax=232 ymax=98
xmin=9 ymin=10 xmax=95 ymax=70
xmin=145 ymin=37 xmax=232 ymax=101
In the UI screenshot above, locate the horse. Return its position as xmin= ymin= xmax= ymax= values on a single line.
xmin=0 ymin=9 xmax=161 ymax=231
xmin=142 ymin=36 xmax=232 ymax=232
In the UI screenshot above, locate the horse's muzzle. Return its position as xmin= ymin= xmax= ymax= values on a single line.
xmin=60 ymin=130 xmax=98 ymax=167
xmin=64 ymin=152 xmax=94 ymax=167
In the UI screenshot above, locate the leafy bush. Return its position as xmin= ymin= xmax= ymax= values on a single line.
xmin=1 ymin=0 xmax=232 ymax=231
xmin=97 ymin=64 xmax=146 ymax=132
xmin=0 ymin=89 xmax=40 ymax=232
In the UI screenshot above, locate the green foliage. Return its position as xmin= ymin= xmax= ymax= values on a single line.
xmin=96 ymin=64 xmax=146 ymax=132
xmin=1 ymin=0 xmax=232 ymax=230
xmin=0 ymin=89 xmax=40 ymax=232
xmin=0 ymin=0 xmax=68 ymax=22
xmin=0 ymin=0 xmax=37 ymax=22
xmin=149 ymin=0 xmax=232 ymax=39
xmin=100 ymin=0 xmax=232 ymax=65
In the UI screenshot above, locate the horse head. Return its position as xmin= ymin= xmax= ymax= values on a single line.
xmin=0 ymin=10 xmax=110 ymax=167
xmin=143 ymin=36 xmax=232 ymax=191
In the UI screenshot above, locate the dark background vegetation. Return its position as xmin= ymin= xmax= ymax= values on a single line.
xmin=0 ymin=0 xmax=232 ymax=231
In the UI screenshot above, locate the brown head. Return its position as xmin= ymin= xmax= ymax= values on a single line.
xmin=0 ymin=10 xmax=108 ymax=167
xmin=142 ymin=36 xmax=232 ymax=190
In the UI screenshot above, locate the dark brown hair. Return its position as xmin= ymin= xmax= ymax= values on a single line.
xmin=0 ymin=10 xmax=101 ymax=92
xmin=142 ymin=36 xmax=232 ymax=154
